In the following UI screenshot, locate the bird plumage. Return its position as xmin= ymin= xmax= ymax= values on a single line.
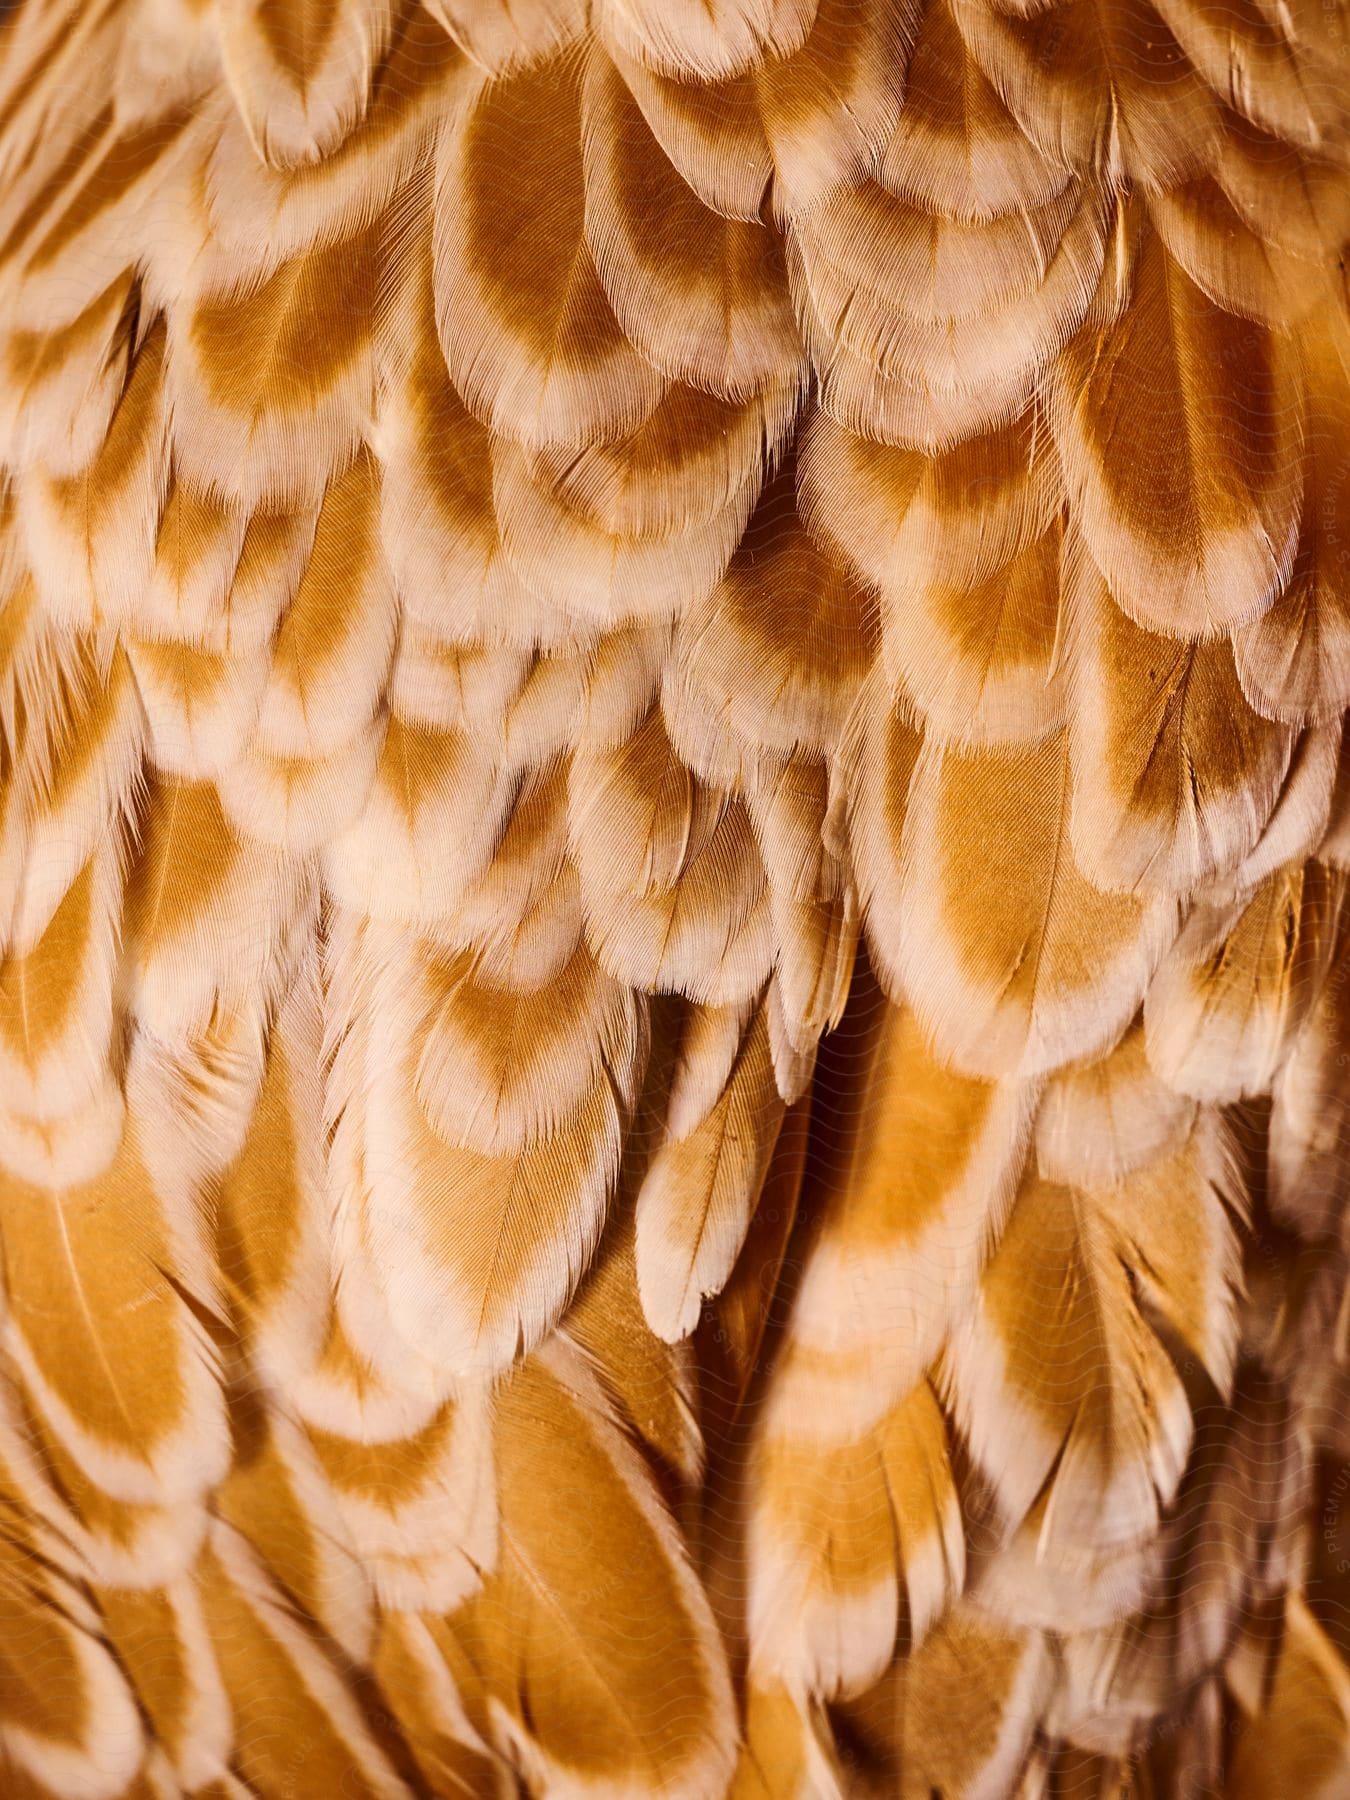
xmin=0 ymin=0 xmax=1349 ymax=1793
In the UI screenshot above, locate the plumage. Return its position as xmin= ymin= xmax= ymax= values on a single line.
xmin=794 ymin=162 xmax=1113 ymax=453
xmin=942 ymin=1111 xmax=1244 ymax=1554
xmin=456 ymin=1341 xmax=737 ymax=1799
xmin=672 ymin=443 xmax=880 ymax=769
xmin=1143 ymin=858 xmax=1345 ymax=1101
xmin=1051 ymin=219 xmax=1304 ymax=638
xmin=636 ymin=994 xmax=784 ymax=1342
xmin=0 ymin=1112 xmax=229 ymax=1505
xmin=892 ymin=727 xmax=1178 ymax=1076
xmin=802 ymin=404 xmax=1066 ymax=746
xmin=215 ymin=0 xmax=396 ymax=171
xmin=434 ymin=53 xmax=665 ymax=452
xmin=20 ymin=315 xmax=169 ymax=631
xmin=168 ymin=213 xmax=382 ymax=510
xmin=1067 ymin=543 xmax=1298 ymax=892
xmin=1034 ymin=1018 xmax=1198 ymax=1187
xmin=747 ymin=1376 xmax=964 ymax=1697
xmin=1 ymin=0 xmax=1348 ymax=1794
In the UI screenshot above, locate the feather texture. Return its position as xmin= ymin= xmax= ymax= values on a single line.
xmin=0 ymin=0 xmax=1346 ymax=1793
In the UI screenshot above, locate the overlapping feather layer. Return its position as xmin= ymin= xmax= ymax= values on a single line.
xmin=0 ymin=0 xmax=1348 ymax=1793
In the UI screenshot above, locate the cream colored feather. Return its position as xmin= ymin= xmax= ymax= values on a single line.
xmin=0 ymin=0 xmax=1347 ymax=1794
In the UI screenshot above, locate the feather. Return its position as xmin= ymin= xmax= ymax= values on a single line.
xmin=729 ymin=1688 xmax=846 ymax=1800
xmin=0 ymin=1108 xmax=229 ymax=1507
xmin=746 ymin=751 xmax=857 ymax=1048
xmin=602 ymin=44 xmax=773 ymax=225
xmin=2 ymin=1375 xmax=208 ymax=1590
xmin=570 ymin=704 xmax=775 ymax=1004
xmin=971 ymin=1497 xmax=1164 ymax=1636
xmin=673 ymin=442 xmax=880 ymax=771
xmin=377 ymin=252 xmax=549 ymax=651
xmin=303 ymin=1383 xmax=496 ymax=1614
xmin=168 ymin=212 xmax=382 ymax=509
xmin=520 ymin=382 xmax=785 ymax=550
xmin=879 ymin=0 xmax=1073 ymax=222
xmin=0 ymin=97 xmax=201 ymax=333
xmin=1226 ymin=719 xmax=1344 ymax=893
xmin=1324 ymin=730 xmax=1350 ymax=869
xmin=1067 ymin=544 xmax=1297 ymax=893
xmin=491 ymin=419 xmax=763 ymax=632
xmin=96 ymin=1579 xmax=233 ymax=1792
xmin=0 ymin=838 xmax=121 ymax=1125
xmin=1 ymin=634 xmax=143 ymax=959
xmin=197 ymin=1522 xmax=412 ymax=1799
xmin=635 ymin=996 xmax=782 ymax=1341
xmin=597 ymin=0 xmax=817 ymax=82
xmin=564 ymin=1185 xmax=705 ymax=1487
xmin=1227 ymin=1593 xmax=1350 ymax=1799
xmin=332 ymin=919 xmax=638 ymax=1382
xmin=952 ymin=0 xmax=1225 ymax=192
xmin=127 ymin=995 xmax=277 ymax=1220
xmin=433 ymin=54 xmax=664 ymax=452
xmin=0 ymin=1538 xmax=144 ymax=1800
xmin=252 ymin=450 xmax=396 ymax=768
xmin=206 ymin=2 xmax=467 ymax=268
xmin=288 ymin=1299 xmax=445 ymax=1449
xmin=325 ymin=715 xmax=515 ymax=929
xmin=0 ymin=2 xmax=127 ymax=196
xmin=19 ymin=314 xmax=169 ymax=632
xmin=841 ymin=670 xmax=925 ymax=990
xmin=802 ymin=402 xmax=1066 ymax=748
xmin=424 ymin=0 xmax=585 ymax=71
xmin=0 ymin=1071 xmax=126 ymax=1193
xmin=212 ymin=965 xmax=329 ymax=1386
xmin=606 ymin=0 xmax=921 ymax=230
xmin=140 ymin=480 xmax=251 ymax=650
xmin=792 ymin=164 xmax=1112 ymax=451
xmin=799 ymin=401 xmax=1061 ymax=614
xmin=1213 ymin=109 xmax=1350 ymax=262
xmin=1149 ymin=0 xmax=1348 ymax=150
xmin=216 ymin=720 xmax=385 ymax=853
xmin=505 ymin=629 xmax=668 ymax=766
xmin=581 ymin=47 xmax=801 ymax=402
xmin=746 ymin=1378 xmax=964 ymax=1698
xmin=942 ymin=1113 xmax=1244 ymax=1554
xmin=699 ymin=1074 xmax=812 ymax=1414
xmin=842 ymin=1607 xmax=1052 ymax=1800
xmin=122 ymin=775 xmax=307 ymax=1038
xmin=372 ymin=1612 xmax=515 ymax=1799
xmin=890 ymin=727 xmax=1178 ymax=1078
xmin=660 ymin=995 xmax=758 ymax=1141
xmin=1143 ymin=859 xmax=1345 ymax=1102
xmin=413 ymin=939 xmax=645 ymax=1158
xmin=1051 ymin=221 xmax=1303 ymax=638
xmin=437 ymin=758 xmax=585 ymax=990
xmin=112 ymin=0 xmax=222 ymax=129
xmin=753 ymin=0 xmax=920 ymax=216
xmin=215 ymin=1387 xmax=377 ymax=1662
xmin=1034 ymin=1019 xmax=1199 ymax=1188
xmin=215 ymin=0 xmax=394 ymax=171
xmin=1233 ymin=315 xmax=1350 ymax=727
xmin=1158 ymin=1363 xmax=1305 ymax=1687
xmin=457 ymin=1341 xmax=737 ymax=1800
xmin=387 ymin=628 xmax=531 ymax=741
xmin=1268 ymin=913 xmax=1350 ymax=1238
xmin=0 ymin=269 xmax=137 ymax=477
xmin=1148 ymin=175 xmax=1331 ymax=328
xmin=126 ymin=636 xmax=269 ymax=779
xmin=766 ymin=994 xmax=1034 ymax=1442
